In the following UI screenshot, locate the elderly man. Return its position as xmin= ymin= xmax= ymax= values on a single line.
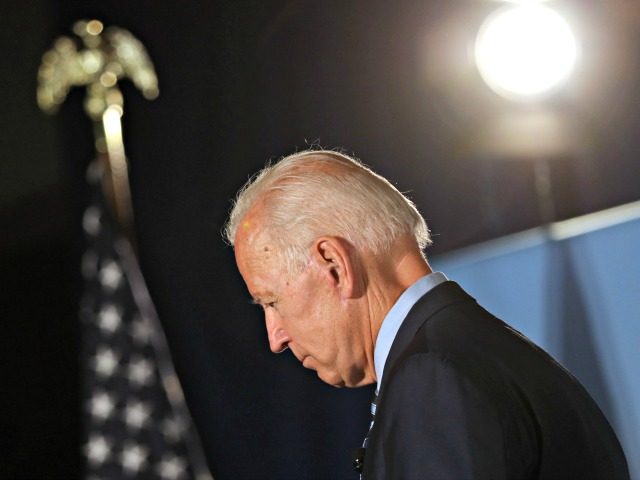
xmin=224 ymin=150 xmax=629 ymax=479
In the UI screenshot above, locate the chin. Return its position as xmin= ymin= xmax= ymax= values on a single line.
xmin=317 ymin=370 xmax=374 ymax=388
xmin=316 ymin=370 xmax=345 ymax=388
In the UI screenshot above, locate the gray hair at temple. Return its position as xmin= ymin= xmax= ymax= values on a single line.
xmin=223 ymin=150 xmax=432 ymax=273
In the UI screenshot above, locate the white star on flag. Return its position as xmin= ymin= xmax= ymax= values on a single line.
xmin=120 ymin=442 xmax=148 ymax=474
xmin=161 ymin=416 xmax=186 ymax=443
xmin=127 ymin=356 xmax=154 ymax=387
xmin=83 ymin=206 xmax=101 ymax=235
xmin=97 ymin=304 xmax=122 ymax=333
xmin=131 ymin=314 xmax=154 ymax=345
xmin=98 ymin=259 xmax=123 ymax=291
xmin=85 ymin=434 xmax=112 ymax=465
xmin=156 ymin=453 xmax=187 ymax=480
xmin=85 ymin=160 xmax=103 ymax=183
xmin=124 ymin=400 xmax=151 ymax=430
xmin=93 ymin=347 xmax=120 ymax=377
xmin=88 ymin=391 xmax=116 ymax=421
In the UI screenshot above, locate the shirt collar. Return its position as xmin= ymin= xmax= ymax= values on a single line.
xmin=373 ymin=271 xmax=448 ymax=391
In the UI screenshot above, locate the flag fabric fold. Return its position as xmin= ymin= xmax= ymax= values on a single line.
xmin=80 ymin=160 xmax=212 ymax=480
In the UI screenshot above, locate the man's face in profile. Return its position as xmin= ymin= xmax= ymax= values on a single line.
xmin=234 ymin=214 xmax=371 ymax=388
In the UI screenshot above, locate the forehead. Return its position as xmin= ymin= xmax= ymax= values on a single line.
xmin=236 ymin=233 xmax=268 ymax=266
xmin=234 ymin=212 xmax=285 ymax=293
xmin=235 ymin=235 xmax=278 ymax=275
xmin=234 ymin=208 xmax=275 ymax=262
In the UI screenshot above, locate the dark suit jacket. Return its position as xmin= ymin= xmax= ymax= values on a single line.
xmin=362 ymin=281 xmax=629 ymax=479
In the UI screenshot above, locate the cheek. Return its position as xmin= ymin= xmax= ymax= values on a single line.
xmin=299 ymin=301 xmax=340 ymax=351
xmin=285 ymin=274 xmax=320 ymax=315
xmin=283 ymin=295 xmax=324 ymax=340
xmin=282 ymin=269 xmax=338 ymax=341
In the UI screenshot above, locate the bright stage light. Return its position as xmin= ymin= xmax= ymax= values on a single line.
xmin=475 ymin=4 xmax=578 ymax=100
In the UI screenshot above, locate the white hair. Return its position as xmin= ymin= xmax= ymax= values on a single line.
xmin=223 ymin=149 xmax=431 ymax=273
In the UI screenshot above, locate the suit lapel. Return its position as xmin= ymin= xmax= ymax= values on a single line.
xmin=377 ymin=281 xmax=475 ymax=400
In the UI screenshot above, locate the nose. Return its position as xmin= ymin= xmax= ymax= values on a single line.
xmin=265 ymin=311 xmax=290 ymax=354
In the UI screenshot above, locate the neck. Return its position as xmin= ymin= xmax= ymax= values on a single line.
xmin=366 ymin=238 xmax=432 ymax=349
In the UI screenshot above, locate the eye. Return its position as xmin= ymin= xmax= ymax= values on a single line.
xmin=249 ymin=298 xmax=277 ymax=310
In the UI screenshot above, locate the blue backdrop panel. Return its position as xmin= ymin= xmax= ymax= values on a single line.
xmin=431 ymin=202 xmax=640 ymax=480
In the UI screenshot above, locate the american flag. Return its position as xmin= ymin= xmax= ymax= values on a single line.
xmin=79 ymin=160 xmax=212 ymax=480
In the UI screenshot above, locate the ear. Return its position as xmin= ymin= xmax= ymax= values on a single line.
xmin=311 ymin=236 xmax=359 ymax=299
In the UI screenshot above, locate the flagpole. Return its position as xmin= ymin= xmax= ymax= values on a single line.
xmin=102 ymin=103 xmax=134 ymax=239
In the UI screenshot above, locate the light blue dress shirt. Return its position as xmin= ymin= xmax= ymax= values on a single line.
xmin=373 ymin=272 xmax=448 ymax=393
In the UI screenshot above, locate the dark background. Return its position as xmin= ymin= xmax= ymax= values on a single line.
xmin=2 ymin=1 xmax=640 ymax=478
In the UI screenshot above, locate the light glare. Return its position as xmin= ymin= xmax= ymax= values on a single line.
xmin=475 ymin=4 xmax=578 ymax=100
